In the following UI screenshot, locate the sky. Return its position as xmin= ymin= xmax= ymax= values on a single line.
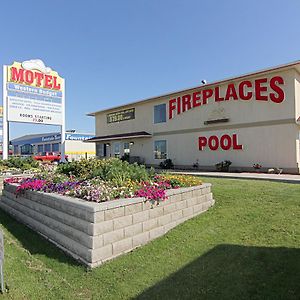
xmin=1 ymin=0 xmax=300 ymax=139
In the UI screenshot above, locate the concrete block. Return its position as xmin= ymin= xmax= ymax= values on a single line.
xmin=92 ymin=236 xmax=104 ymax=249
xmin=186 ymin=197 xmax=198 ymax=207
xmin=132 ymin=232 xmax=149 ymax=247
xmin=143 ymin=218 xmax=158 ymax=232
xmin=124 ymin=223 xmax=143 ymax=238
xmin=103 ymin=229 xmax=124 ymax=245
xmin=182 ymin=191 xmax=193 ymax=200
xmin=142 ymin=201 xmax=153 ymax=210
xmin=182 ymin=207 xmax=193 ymax=217
xmin=205 ymin=193 xmax=213 ymax=202
xmin=169 ymin=194 xmax=181 ymax=203
xmin=94 ymin=211 xmax=105 ymax=223
xmin=125 ymin=203 xmax=143 ymax=215
xmin=192 ymin=189 xmax=202 ymax=198
xmin=177 ymin=216 xmax=189 ymax=224
xmin=164 ymin=221 xmax=177 ymax=233
xmin=113 ymin=215 xmax=133 ymax=230
xmin=92 ymin=244 xmax=112 ymax=262
xmin=105 ymin=207 xmax=125 ymax=221
xmin=133 ymin=210 xmax=149 ymax=224
xmin=202 ymin=201 xmax=213 ymax=211
xmin=157 ymin=214 xmax=172 ymax=226
xmin=197 ymin=195 xmax=207 ymax=204
xmin=113 ymin=237 xmax=132 ymax=255
xmin=149 ymin=226 xmax=165 ymax=240
xmin=163 ymin=203 xmax=177 ymax=214
xmin=193 ymin=203 xmax=203 ymax=214
xmin=91 ymin=220 xmax=113 ymax=235
xmin=175 ymin=200 xmax=186 ymax=210
xmin=171 ymin=210 xmax=183 ymax=222
xmin=201 ymin=187 xmax=210 ymax=195
xmin=149 ymin=206 xmax=163 ymax=219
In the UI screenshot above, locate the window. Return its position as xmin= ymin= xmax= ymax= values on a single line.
xmin=154 ymin=140 xmax=167 ymax=159
xmin=44 ymin=144 xmax=51 ymax=152
xmin=154 ymin=104 xmax=166 ymax=124
xmin=37 ymin=145 xmax=43 ymax=153
xmin=113 ymin=142 xmax=121 ymax=158
xmin=14 ymin=145 xmax=19 ymax=155
xmin=20 ymin=144 xmax=33 ymax=155
xmin=52 ymin=143 xmax=59 ymax=152
xmin=96 ymin=143 xmax=105 ymax=157
xmin=123 ymin=142 xmax=130 ymax=154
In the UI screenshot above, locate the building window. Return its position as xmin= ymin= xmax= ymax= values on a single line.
xmin=154 ymin=104 xmax=166 ymax=124
xmin=52 ymin=143 xmax=59 ymax=152
xmin=96 ymin=143 xmax=105 ymax=157
xmin=44 ymin=144 xmax=51 ymax=152
xmin=20 ymin=144 xmax=33 ymax=155
xmin=124 ymin=142 xmax=130 ymax=154
xmin=37 ymin=145 xmax=43 ymax=153
xmin=113 ymin=142 xmax=121 ymax=158
xmin=14 ymin=145 xmax=19 ymax=155
xmin=154 ymin=140 xmax=167 ymax=159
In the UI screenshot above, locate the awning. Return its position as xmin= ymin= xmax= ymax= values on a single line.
xmin=85 ymin=131 xmax=152 ymax=142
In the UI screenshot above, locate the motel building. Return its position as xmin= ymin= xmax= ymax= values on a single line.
xmin=86 ymin=61 xmax=300 ymax=174
xmin=11 ymin=131 xmax=95 ymax=160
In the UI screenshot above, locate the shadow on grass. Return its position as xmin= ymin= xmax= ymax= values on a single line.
xmin=0 ymin=207 xmax=82 ymax=267
xmin=136 ymin=244 xmax=300 ymax=300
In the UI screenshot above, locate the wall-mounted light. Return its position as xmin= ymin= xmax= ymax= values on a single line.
xmin=106 ymin=143 xmax=110 ymax=147
xmin=129 ymin=141 xmax=134 ymax=146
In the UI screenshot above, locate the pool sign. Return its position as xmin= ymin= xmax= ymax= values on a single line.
xmin=0 ymin=230 xmax=4 ymax=293
xmin=2 ymin=59 xmax=66 ymax=160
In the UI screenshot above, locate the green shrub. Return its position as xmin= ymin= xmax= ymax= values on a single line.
xmin=0 ymin=156 xmax=39 ymax=171
xmin=56 ymin=158 xmax=154 ymax=184
xmin=159 ymin=159 xmax=174 ymax=169
xmin=215 ymin=160 xmax=232 ymax=172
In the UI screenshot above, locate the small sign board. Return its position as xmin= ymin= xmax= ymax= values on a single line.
xmin=0 ymin=230 xmax=4 ymax=293
xmin=107 ymin=108 xmax=135 ymax=123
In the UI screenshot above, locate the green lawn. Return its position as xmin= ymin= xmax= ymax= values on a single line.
xmin=0 ymin=178 xmax=299 ymax=300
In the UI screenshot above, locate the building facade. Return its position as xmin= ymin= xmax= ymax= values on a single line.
xmin=87 ymin=61 xmax=300 ymax=173
xmin=11 ymin=131 xmax=95 ymax=160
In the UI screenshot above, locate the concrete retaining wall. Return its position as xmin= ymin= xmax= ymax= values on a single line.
xmin=0 ymin=183 xmax=214 ymax=268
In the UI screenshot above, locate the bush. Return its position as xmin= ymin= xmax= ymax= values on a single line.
xmin=120 ymin=153 xmax=130 ymax=162
xmin=0 ymin=156 xmax=40 ymax=171
xmin=56 ymin=158 xmax=154 ymax=185
xmin=215 ymin=160 xmax=232 ymax=172
xmin=159 ymin=159 xmax=174 ymax=169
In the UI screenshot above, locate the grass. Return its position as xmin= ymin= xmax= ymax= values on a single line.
xmin=0 ymin=178 xmax=299 ymax=300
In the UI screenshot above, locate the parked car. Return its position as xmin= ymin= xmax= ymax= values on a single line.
xmin=33 ymin=152 xmax=68 ymax=163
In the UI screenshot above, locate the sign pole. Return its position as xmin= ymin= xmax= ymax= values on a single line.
xmin=2 ymin=66 xmax=8 ymax=160
xmin=0 ymin=230 xmax=4 ymax=294
xmin=0 ymin=263 xmax=3 ymax=294
xmin=60 ymin=78 xmax=66 ymax=162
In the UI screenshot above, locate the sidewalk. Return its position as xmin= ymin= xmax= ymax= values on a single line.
xmin=168 ymin=170 xmax=300 ymax=184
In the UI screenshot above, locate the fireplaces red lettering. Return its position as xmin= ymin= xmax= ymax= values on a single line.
xmin=168 ymin=76 xmax=285 ymax=119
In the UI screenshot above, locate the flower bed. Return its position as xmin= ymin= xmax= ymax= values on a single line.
xmin=4 ymin=159 xmax=203 ymax=203
xmin=0 ymin=158 xmax=214 ymax=267
xmin=0 ymin=182 xmax=214 ymax=268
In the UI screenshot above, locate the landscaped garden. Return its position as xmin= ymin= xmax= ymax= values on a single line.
xmin=4 ymin=158 xmax=203 ymax=202
xmin=0 ymin=157 xmax=40 ymax=175
xmin=0 ymin=176 xmax=299 ymax=299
